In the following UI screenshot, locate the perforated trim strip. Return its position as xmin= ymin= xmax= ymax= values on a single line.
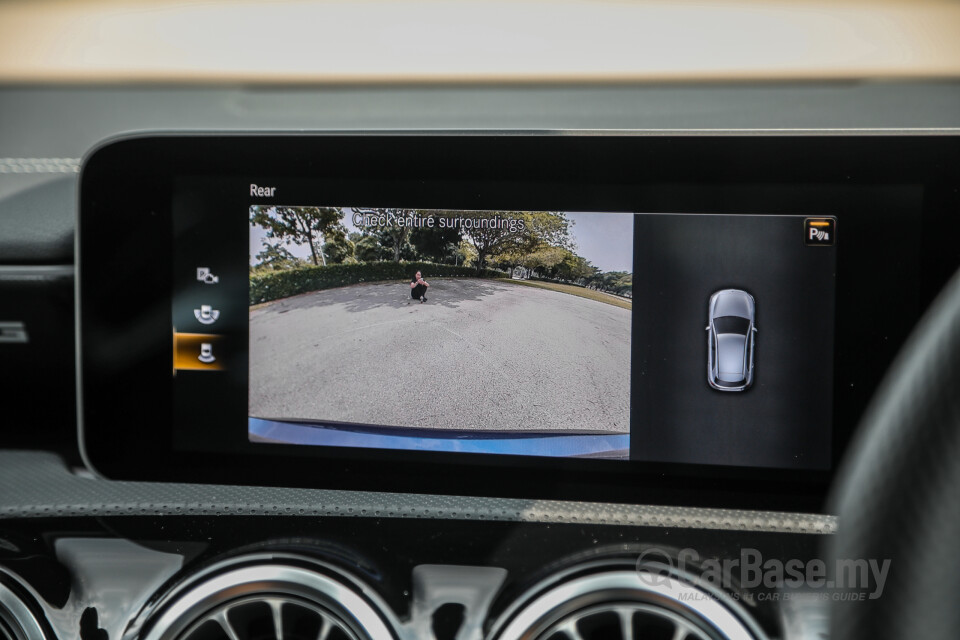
xmin=0 ymin=158 xmax=80 ymax=174
xmin=0 ymin=451 xmax=836 ymax=534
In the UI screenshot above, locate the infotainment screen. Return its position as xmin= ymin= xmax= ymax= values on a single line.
xmin=205 ymin=206 xmax=837 ymax=468
xmin=78 ymin=133 xmax=960 ymax=508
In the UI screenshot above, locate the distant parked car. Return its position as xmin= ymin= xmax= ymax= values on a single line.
xmin=706 ymin=289 xmax=757 ymax=391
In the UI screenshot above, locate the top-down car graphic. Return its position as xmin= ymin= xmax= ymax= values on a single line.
xmin=706 ymin=289 xmax=757 ymax=391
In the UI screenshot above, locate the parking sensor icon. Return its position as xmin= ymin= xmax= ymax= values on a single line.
xmin=194 ymin=305 xmax=220 ymax=325
xmin=198 ymin=343 xmax=216 ymax=364
xmin=804 ymin=218 xmax=836 ymax=246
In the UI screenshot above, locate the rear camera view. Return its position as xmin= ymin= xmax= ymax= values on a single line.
xmin=248 ymin=207 xmax=634 ymax=459
xmin=632 ymin=214 xmax=837 ymax=470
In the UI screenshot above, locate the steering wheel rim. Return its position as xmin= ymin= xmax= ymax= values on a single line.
xmin=827 ymin=268 xmax=960 ymax=640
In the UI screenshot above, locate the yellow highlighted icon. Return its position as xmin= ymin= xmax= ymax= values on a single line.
xmin=803 ymin=217 xmax=836 ymax=246
xmin=174 ymin=332 xmax=224 ymax=371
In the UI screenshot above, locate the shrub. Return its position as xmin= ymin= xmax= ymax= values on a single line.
xmin=250 ymin=261 xmax=503 ymax=305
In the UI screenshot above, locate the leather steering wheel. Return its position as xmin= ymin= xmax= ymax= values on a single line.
xmin=828 ymin=268 xmax=960 ymax=639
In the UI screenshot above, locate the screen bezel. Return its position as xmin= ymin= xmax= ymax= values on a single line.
xmin=78 ymin=131 xmax=960 ymax=512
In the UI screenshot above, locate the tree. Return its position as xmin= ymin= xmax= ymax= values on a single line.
xmin=553 ymin=252 xmax=596 ymax=283
xmin=454 ymin=239 xmax=477 ymax=267
xmin=426 ymin=211 xmax=514 ymax=271
xmin=354 ymin=234 xmax=391 ymax=262
xmin=597 ymin=271 xmax=633 ymax=296
xmin=250 ymin=206 xmax=344 ymax=266
xmin=523 ymin=245 xmax=568 ymax=274
xmin=459 ymin=210 xmax=573 ymax=271
xmin=520 ymin=211 xmax=575 ymax=253
xmin=352 ymin=208 xmax=417 ymax=262
xmin=252 ymin=243 xmax=304 ymax=272
xmin=581 ymin=269 xmax=632 ymax=296
xmin=410 ymin=212 xmax=463 ymax=263
xmin=322 ymin=234 xmax=355 ymax=264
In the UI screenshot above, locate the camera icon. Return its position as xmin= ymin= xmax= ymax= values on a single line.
xmin=197 ymin=267 xmax=220 ymax=284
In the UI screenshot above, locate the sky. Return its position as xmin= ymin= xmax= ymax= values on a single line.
xmin=566 ymin=212 xmax=634 ymax=273
xmin=250 ymin=208 xmax=634 ymax=273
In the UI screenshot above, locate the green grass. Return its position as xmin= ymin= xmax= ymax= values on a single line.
xmin=498 ymin=278 xmax=632 ymax=310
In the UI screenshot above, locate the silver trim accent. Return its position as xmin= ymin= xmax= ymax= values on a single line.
xmin=405 ymin=565 xmax=507 ymax=640
xmin=135 ymin=557 xmax=397 ymax=640
xmin=777 ymin=591 xmax=830 ymax=640
xmin=0 ymin=266 xmax=73 ymax=278
xmin=75 ymin=157 xmax=89 ymax=476
xmin=542 ymin=602 xmax=710 ymax=640
xmin=0 ymin=158 xmax=79 ymax=174
xmin=54 ymin=538 xmax=185 ymax=640
xmin=177 ymin=595 xmax=360 ymax=640
xmin=491 ymin=568 xmax=765 ymax=640
xmin=0 ymin=580 xmax=47 ymax=640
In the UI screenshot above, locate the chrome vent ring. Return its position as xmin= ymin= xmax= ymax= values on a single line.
xmin=0 ymin=580 xmax=47 ymax=640
xmin=491 ymin=569 xmax=766 ymax=640
xmin=138 ymin=560 xmax=396 ymax=640
xmin=179 ymin=594 xmax=359 ymax=640
xmin=540 ymin=602 xmax=712 ymax=640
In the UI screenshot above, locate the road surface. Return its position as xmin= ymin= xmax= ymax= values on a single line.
xmin=250 ymin=278 xmax=631 ymax=433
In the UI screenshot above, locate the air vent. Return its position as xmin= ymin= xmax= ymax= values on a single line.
xmin=0 ymin=581 xmax=46 ymax=640
xmin=491 ymin=569 xmax=766 ymax=640
xmin=179 ymin=595 xmax=358 ymax=640
xmin=139 ymin=558 xmax=397 ymax=640
xmin=0 ymin=617 xmax=15 ymax=640
xmin=539 ymin=602 xmax=712 ymax=640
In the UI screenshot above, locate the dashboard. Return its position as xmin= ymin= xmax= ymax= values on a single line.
xmin=2 ymin=82 xmax=960 ymax=640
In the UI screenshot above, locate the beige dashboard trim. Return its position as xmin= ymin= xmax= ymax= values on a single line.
xmin=1 ymin=1 xmax=959 ymax=85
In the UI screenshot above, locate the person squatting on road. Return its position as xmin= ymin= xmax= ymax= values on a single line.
xmin=410 ymin=271 xmax=429 ymax=303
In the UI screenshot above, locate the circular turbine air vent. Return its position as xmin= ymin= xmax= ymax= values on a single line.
xmin=0 ymin=581 xmax=46 ymax=640
xmin=138 ymin=559 xmax=397 ymax=640
xmin=178 ymin=594 xmax=359 ymax=640
xmin=538 ymin=601 xmax=714 ymax=640
xmin=492 ymin=568 xmax=766 ymax=640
